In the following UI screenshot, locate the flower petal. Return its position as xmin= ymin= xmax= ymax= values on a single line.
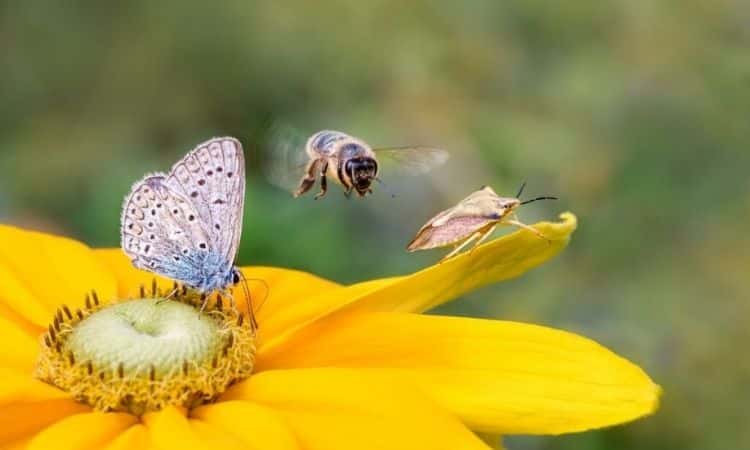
xmin=0 ymin=370 xmax=89 ymax=443
xmin=189 ymin=420 xmax=251 ymax=450
xmin=235 ymin=266 xmax=340 ymax=332
xmin=0 ymin=226 xmax=117 ymax=325
xmin=144 ymin=406 xmax=218 ymax=450
xmin=193 ymin=401 xmax=299 ymax=450
xmin=262 ymin=213 xmax=576 ymax=352
xmin=0 ymin=315 xmax=40 ymax=372
xmin=258 ymin=313 xmax=660 ymax=435
xmin=93 ymin=249 xmax=173 ymax=299
xmin=101 ymin=425 xmax=149 ymax=450
xmin=27 ymin=412 xmax=137 ymax=450
xmin=0 ymin=263 xmax=50 ymax=331
xmin=222 ymin=368 xmax=491 ymax=450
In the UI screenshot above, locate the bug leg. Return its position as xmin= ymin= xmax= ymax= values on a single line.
xmin=294 ymin=159 xmax=320 ymax=198
xmin=506 ymin=217 xmax=550 ymax=243
xmin=439 ymin=231 xmax=482 ymax=262
xmin=469 ymin=224 xmax=497 ymax=254
xmin=314 ymin=161 xmax=329 ymax=200
xmin=344 ymin=188 xmax=352 ymax=199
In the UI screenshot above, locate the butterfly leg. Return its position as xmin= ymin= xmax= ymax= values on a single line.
xmin=294 ymin=159 xmax=320 ymax=198
xmin=314 ymin=161 xmax=329 ymax=200
xmin=439 ymin=231 xmax=482 ymax=262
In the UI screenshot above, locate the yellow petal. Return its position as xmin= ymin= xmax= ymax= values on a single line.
xmin=258 ymin=313 xmax=659 ymax=434
xmin=193 ymin=400 xmax=298 ymax=450
xmin=0 ymin=368 xmax=70 ymax=403
xmin=27 ymin=412 xmax=137 ymax=450
xmin=477 ymin=434 xmax=505 ymax=450
xmin=235 ymin=266 xmax=339 ymax=323
xmin=0 ymin=368 xmax=90 ymax=442
xmin=222 ymin=368 xmax=491 ymax=450
xmin=0 ymin=315 xmax=40 ymax=373
xmin=0 ymin=437 xmax=32 ymax=450
xmin=262 ymin=213 xmax=576 ymax=353
xmin=143 ymin=406 xmax=212 ymax=450
xmin=102 ymin=425 xmax=149 ymax=450
xmin=0 ymin=226 xmax=117 ymax=324
xmin=93 ymin=249 xmax=173 ymax=299
xmin=189 ymin=420 xmax=249 ymax=450
xmin=0 ymin=263 xmax=50 ymax=330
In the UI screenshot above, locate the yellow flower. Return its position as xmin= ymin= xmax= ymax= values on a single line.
xmin=0 ymin=212 xmax=659 ymax=450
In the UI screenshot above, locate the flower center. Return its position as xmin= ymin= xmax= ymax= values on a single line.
xmin=34 ymin=285 xmax=255 ymax=415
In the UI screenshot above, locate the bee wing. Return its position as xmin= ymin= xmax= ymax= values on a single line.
xmin=262 ymin=123 xmax=311 ymax=194
xmin=373 ymin=146 xmax=449 ymax=175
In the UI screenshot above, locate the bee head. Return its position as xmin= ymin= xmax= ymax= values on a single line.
xmin=344 ymin=157 xmax=378 ymax=196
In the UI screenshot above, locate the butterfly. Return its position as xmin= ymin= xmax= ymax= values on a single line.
xmin=120 ymin=137 xmax=247 ymax=301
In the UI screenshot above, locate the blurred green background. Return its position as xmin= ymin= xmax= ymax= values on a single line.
xmin=1 ymin=1 xmax=748 ymax=448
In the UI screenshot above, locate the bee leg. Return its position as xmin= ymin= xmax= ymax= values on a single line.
xmin=344 ymin=188 xmax=353 ymax=199
xmin=314 ymin=161 xmax=329 ymax=200
xmin=294 ymin=159 xmax=320 ymax=197
xmin=439 ymin=231 xmax=482 ymax=262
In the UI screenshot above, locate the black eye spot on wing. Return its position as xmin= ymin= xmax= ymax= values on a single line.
xmin=191 ymin=191 xmax=198 ymax=198
xmin=214 ymin=224 xmax=220 ymax=230
xmin=199 ymin=243 xmax=207 ymax=249
xmin=188 ymin=215 xmax=195 ymax=221
xmin=207 ymin=170 xmax=214 ymax=176
xmin=198 ymin=179 xmax=206 ymax=186
xmin=227 ymin=172 xmax=233 ymax=178
xmin=217 ymin=167 xmax=223 ymax=172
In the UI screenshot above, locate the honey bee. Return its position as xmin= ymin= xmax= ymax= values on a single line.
xmin=407 ymin=183 xmax=557 ymax=261
xmin=265 ymin=128 xmax=448 ymax=199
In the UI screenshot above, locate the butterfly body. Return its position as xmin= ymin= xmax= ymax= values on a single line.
xmin=121 ymin=137 xmax=246 ymax=295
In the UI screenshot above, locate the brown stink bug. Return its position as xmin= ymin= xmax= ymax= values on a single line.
xmin=406 ymin=183 xmax=557 ymax=261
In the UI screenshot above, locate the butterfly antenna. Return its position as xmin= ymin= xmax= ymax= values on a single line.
xmin=375 ymin=177 xmax=397 ymax=198
xmin=515 ymin=181 xmax=527 ymax=199
xmin=238 ymin=271 xmax=270 ymax=331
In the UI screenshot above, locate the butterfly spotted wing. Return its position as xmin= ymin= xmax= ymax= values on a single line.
xmin=120 ymin=137 xmax=245 ymax=291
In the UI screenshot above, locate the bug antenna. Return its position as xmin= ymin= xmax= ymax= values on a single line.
xmin=375 ymin=177 xmax=397 ymax=198
xmin=520 ymin=196 xmax=558 ymax=205
xmin=515 ymin=181 xmax=527 ymax=199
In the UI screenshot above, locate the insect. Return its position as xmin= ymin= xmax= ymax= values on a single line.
xmin=406 ymin=183 xmax=557 ymax=261
xmin=265 ymin=127 xmax=449 ymax=199
xmin=120 ymin=137 xmax=249 ymax=311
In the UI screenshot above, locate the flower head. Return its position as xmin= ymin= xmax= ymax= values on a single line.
xmin=0 ymin=212 xmax=659 ymax=449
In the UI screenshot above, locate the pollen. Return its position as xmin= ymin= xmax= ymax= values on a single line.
xmin=34 ymin=282 xmax=256 ymax=415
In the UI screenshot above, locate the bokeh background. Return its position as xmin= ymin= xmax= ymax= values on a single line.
xmin=1 ymin=1 xmax=748 ymax=448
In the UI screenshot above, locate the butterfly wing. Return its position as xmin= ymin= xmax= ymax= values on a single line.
xmin=374 ymin=147 xmax=449 ymax=174
xmin=163 ymin=137 xmax=246 ymax=264
xmin=121 ymin=174 xmax=214 ymax=285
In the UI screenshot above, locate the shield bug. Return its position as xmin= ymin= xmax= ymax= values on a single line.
xmin=406 ymin=183 xmax=557 ymax=261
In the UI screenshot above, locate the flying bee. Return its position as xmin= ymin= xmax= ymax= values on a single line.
xmin=407 ymin=183 xmax=557 ymax=261
xmin=265 ymin=127 xmax=449 ymax=199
